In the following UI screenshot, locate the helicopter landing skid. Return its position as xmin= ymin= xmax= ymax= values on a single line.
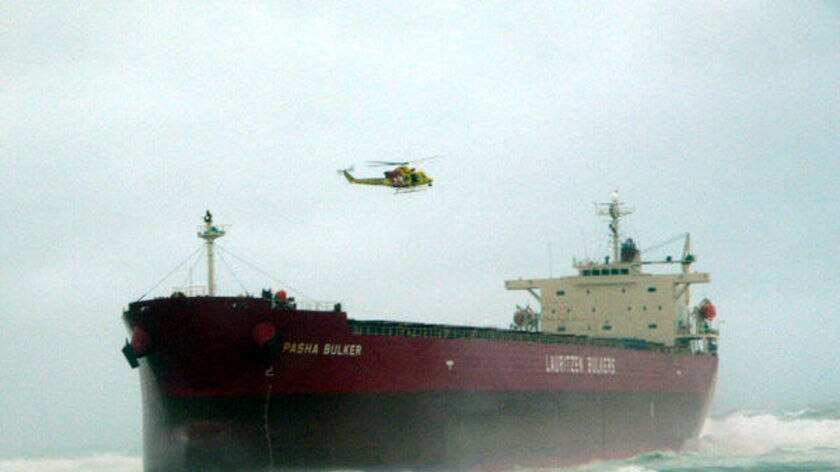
xmin=395 ymin=187 xmax=429 ymax=195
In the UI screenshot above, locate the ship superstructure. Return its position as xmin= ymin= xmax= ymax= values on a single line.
xmin=507 ymin=193 xmax=718 ymax=351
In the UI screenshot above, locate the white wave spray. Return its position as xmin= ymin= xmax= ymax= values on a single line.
xmin=570 ymin=406 xmax=840 ymax=471
xmin=0 ymin=453 xmax=141 ymax=472
xmin=695 ymin=409 xmax=840 ymax=456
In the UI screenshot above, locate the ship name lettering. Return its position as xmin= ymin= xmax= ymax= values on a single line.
xmin=586 ymin=356 xmax=616 ymax=375
xmin=323 ymin=343 xmax=363 ymax=356
xmin=544 ymin=355 xmax=616 ymax=375
xmin=545 ymin=355 xmax=584 ymax=373
xmin=281 ymin=341 xmax=364 ymax=356
xmin=282 ymin=342 xmax=320 ymax=355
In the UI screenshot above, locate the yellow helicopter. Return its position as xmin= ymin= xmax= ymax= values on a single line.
xmin=340 ymin=157 xmax=438 ymax=193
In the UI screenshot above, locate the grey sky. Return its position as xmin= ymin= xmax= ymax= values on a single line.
xmin=2 ymin=1 xmax=838 ymax=457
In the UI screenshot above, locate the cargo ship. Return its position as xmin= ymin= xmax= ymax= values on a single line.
xmin=122 ymin=194 xmax=719 ymax=471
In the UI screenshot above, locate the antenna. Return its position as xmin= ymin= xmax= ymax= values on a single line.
xmin=682 ymin=233 xmax=693 ymax=304
xmin=197 ymin=210 xmax=227 ymax=296
xmin=598 ymin=191 xmax=634 ymax=263
xmin=547 ymin=242 xmax=553 ymax=277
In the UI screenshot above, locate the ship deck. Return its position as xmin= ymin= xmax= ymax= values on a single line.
xmin=347 ymin=319 xmax=703 ymax=355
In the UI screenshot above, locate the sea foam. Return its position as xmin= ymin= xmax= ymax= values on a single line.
xmin=697 ymin=408 xmax=840 ymax=456
xmin=571 ymin=406 xmax=840 ymax=471
xmin=0 ymin=453 xmax=141 ymax=472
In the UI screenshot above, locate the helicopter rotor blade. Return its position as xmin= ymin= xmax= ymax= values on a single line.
xmin=366 ymin=160 xmax=410 ymax=167
xmin=366 ymin=155 xmax=442 ymax=167
xmin=412 ymin=154 xmax=443 ymax=164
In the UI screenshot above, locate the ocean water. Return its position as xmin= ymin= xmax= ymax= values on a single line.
xmin=3 ymin=405 xmax=839 ymax=472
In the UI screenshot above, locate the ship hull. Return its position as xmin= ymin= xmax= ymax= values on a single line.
xmin=142 ymin=390 xmax=712 ymax=471
xmin=126 ymin=298 xmax=717 ymax=471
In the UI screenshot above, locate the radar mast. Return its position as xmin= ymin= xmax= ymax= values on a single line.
xmin=598 ymin=191 xmax=634 ymax=263
xmin=197 ymin=210 xmax=226 ymax=296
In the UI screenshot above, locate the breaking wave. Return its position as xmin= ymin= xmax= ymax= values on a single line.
xmin=696 ymin=405 xmax=840 ymax=456
xmin=572 ymin=403 xmax=840 ymax=471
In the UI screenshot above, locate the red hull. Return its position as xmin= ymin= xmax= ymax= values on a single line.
xmin=124 ymin=297 xmax=717 ymax=471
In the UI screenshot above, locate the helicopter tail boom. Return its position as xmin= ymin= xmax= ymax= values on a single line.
xmin=341 ymin=169 xmax=357 ymax=184
xmin=340 ymin=168 xmax=389 ymax=186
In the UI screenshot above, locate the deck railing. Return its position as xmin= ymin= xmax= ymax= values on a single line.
xmin=347 ymin=320 xmax=691 ymax=354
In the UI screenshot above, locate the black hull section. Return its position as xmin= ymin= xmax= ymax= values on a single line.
xmin=143 ymin=389 xmax=711 ymax=471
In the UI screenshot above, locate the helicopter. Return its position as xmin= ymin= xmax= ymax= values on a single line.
xmin=340 ymin=157 xmax=438 ymax=193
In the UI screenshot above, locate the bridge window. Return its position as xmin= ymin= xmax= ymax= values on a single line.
xmin=583 ymin=270 xmax=592 ymax=276
xmin=603 ymin=325 xmax=612 ymax=331
xmin=648 ymin=287 xmax=657 ymax=292
xmin=621 ymin=268 xmax=629 ymax=274
xmin=611 ymin=269 xmax=620 ymax=275
xmin=556 ymin=326 xmax=566 ymax=332
xmin=556 ymin=290 xmax=565 ymax=296
xmin=648 ymin=324 xmax=658 ymax=329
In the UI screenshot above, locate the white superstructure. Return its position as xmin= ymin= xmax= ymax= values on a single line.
xmin=506 ymin=193 xmax=716 ymax=350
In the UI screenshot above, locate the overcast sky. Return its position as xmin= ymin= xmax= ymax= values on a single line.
xmin=2 ymin=1 xmax=838 ymax=458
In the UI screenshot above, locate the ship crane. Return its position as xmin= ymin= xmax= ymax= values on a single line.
xmin=641 ymin=234 xmax=696 ymax=271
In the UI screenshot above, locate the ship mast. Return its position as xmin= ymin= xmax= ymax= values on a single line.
xmin=197 ymin=210 xmax=226 ymax=296
xmin=598 ymin=191 xmax=634 ymax=263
